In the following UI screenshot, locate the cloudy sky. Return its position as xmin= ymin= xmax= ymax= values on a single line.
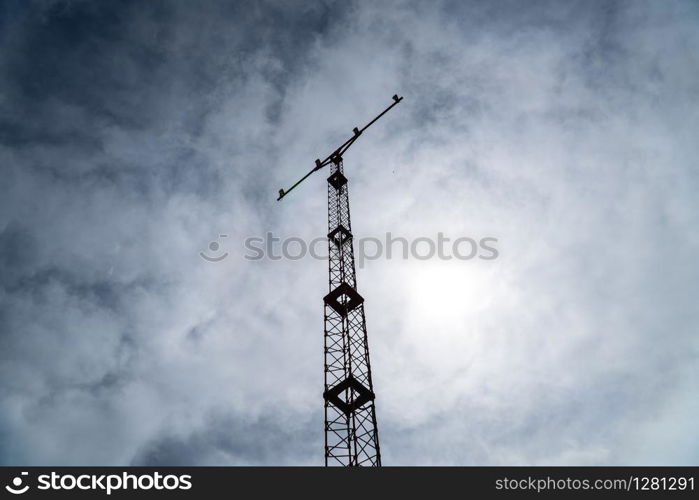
xmin=1 ymin=0 xmax=698 ymax=466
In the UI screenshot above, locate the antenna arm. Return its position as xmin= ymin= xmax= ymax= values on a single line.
xmin=277 ymin=94 xmax=403 ymax=201
xmin=333 ymin=94 xmax=403 ymax=159
xmin=277 ymin=163 xmax=321 ymax=201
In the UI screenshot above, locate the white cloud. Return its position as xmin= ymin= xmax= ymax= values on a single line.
xmin=1 ymin=0 xmax=697 ymax=465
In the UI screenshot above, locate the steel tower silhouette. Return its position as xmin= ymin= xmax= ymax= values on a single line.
xmin=277 ymin=95 xmax=403 ymax=466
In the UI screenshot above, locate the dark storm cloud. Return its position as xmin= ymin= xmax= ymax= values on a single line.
xmin=0 ymin=0 xmax=349 ymax=465
xmin=1 ymin=0 xmax=698 ymax=466
xmin=131 ymin=412 xmax=319 ymax=465
xmin=0 ymin=1 xmax=343 ymax=193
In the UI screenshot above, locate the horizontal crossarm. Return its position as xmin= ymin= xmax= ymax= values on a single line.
xmin=277 ymin=94 xmax=403 ymax=201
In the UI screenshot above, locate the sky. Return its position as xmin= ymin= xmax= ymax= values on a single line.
xmin=1 ymin=0 xmax=698 ymax=466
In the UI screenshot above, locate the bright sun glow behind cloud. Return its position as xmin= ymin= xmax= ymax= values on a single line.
xmin=407 ymin=262 xmax=498 ymax=328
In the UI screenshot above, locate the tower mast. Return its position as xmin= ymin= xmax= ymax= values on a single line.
xmin=278 ymin=95 xmax=403 ymax=466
